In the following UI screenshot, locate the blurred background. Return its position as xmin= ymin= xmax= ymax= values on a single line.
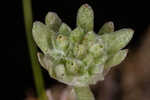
xmin=11 ymin=0 xmax=150 ymax=100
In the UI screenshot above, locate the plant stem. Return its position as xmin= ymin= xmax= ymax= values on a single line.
xmin=22 ymin=0 xmax=47 ymax=100
xmin=73 ymin=86 xmax=95 ymax=100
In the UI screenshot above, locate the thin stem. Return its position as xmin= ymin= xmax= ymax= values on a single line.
xmin=22 ymin=0 xmax=47 ymax=100
xmin=73 ymin=86 xmax=95 ymax=100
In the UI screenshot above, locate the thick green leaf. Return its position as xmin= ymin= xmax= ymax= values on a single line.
xmin=82 ymin=31 xmax=97 ymax=47
xmin=73 ymin=44 xmax=87 ymax=59
xmin=45 ymin=12 xmax=62 ymax=32
xmin=70 ymin=27 xmax=84 ymax=43
xmin=77 ymin=4 xmax=94 ymax=32
xmin=58 ymin=23 xmax=71 ymax=36
xmin=83 ymin=31 xmax=96 ymax=42
xmin=89 ymin=42 xmax=105 ymax=57
xmin=32 ymin=21 xmax=55 ymax=54
xmin=37 ymin=52 xmax=55 ymax=78
xmin=98 ymin=21 xmax=114 ymax=35
xmin=89 ymin=72 xmax=104 ymax=84
xmin=101 ymin=28 xmax=134 ymax=54
xmin=37 ymin=52 xmax=47 ymax=70
xmin=105 ymin=49 xmax=128 ymax=69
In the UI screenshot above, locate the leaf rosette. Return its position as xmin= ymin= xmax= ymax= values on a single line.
xmin=32 ymin=4 xmax=134 ymax=87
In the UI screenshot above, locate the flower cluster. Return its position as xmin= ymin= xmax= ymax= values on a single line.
xmin=32 ymin=4 xmax=134 ymax=87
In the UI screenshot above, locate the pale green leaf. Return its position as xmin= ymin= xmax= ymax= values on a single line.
xmin=101 ymin=28 xmax=134 ymax=54
xmin=73 ymin=44 xmax=87 ymax=59
xmin=98 ymin=21 xmax=114 ymax=35
xmin=32 ymin=21 xmax=55 ymax=54
xmin=77 ymin=4 xmax=94 ymax=32
xmin=37 ymin=52 xmax=55 ymax=78
xmin=45 ymin=12 xmax=62 ymax=32
xmin=58 ymin=23 xmax=71 ymax=36
xmin=70 ymin=27 xmax=84 ymax=43
xmin=105 ymin=49 xmax=128 ymax=69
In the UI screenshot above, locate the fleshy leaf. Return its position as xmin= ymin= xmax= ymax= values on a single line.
xmin=94 ymin=54 xmax=107 ymax=65
xmin=89 ymin=42 xmax=105 ymax=57
xmin=83 ymin=31 xmax=96 ymax=42
xmin=58 ymin=23 xmax=71 ymax=36
xmin=37 ymin=52 xmax=47 ymax=70
xmin=82 ymin=31 xmax=97 ymax=47
xmin=32 ymin=22 xmax=55 ymax=54
xmin=73 ymin=44 xmax=87 ymax=59
xmin=83 ymin=54 xmax=94 ymax=67
xmin=77 ymin=4 xmax=94 ymax=32
xmin=69 ymin=27 xmax=84 ymax=43
xmin=101 ymin=28 xmax=134 ymax=54
xmin=45 ymin=12 xmax=62 ymax=32
xmin=91 ymin=64 xmax=104 ymax=74
xmin=89 ymin=73 xmax=104 ymax=84
xmin=105 ymin=49 xmax=128 ymax=69
xmin=37 ymin=52 xmax=55 ymax=78
xmin=98 ymin=21 xmax=114 ymax=35
xmin=89 ymin=65 xmax=105 ymax=84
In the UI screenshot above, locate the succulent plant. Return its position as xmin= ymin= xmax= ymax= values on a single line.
xmin=32 ymin=4 xmax=134 ymax=100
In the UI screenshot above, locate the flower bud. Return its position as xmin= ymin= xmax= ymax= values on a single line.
xmin=55 ymin=34 xmax=69 ymax=51
xmin=66 ymin=58 xmax=84 ymax=75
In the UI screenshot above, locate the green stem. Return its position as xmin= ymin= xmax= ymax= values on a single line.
xmin=73 ymin=86 xmax=95 ymax=100
xmin=22 ymin=0 xmax=47 ymax=100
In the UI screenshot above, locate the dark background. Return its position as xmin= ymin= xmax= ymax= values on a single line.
xmin=7 ymin=0 xmax=150 ymax=100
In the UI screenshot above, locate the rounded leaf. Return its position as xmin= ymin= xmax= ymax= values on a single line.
xmin=105 ymin=49 xmax=128 ymax=69
xmin=32 ymin=21 xmax=55 ymax=54
xmin=70 ymin=27 xmax=84 ymax=43
xmin=45 ymin=12 xmax=62 ymax=32
xmin=73 ymin=44 xmax=87 ymax=59
xmin=58 ymin=23 xmax=71 ymax=36
xmin=77 ymin=4 xmax=94 ymax=32
xmin=101 ymin=28 xmax=134 ymax=54
xmin=98 ymin=21 xmax=114 ymax=35
xmin=37 ymin=52 xmax=55 ymax=78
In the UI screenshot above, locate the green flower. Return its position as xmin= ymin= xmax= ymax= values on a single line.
xmin=32 ymin=4 xmax=134 ymax=87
